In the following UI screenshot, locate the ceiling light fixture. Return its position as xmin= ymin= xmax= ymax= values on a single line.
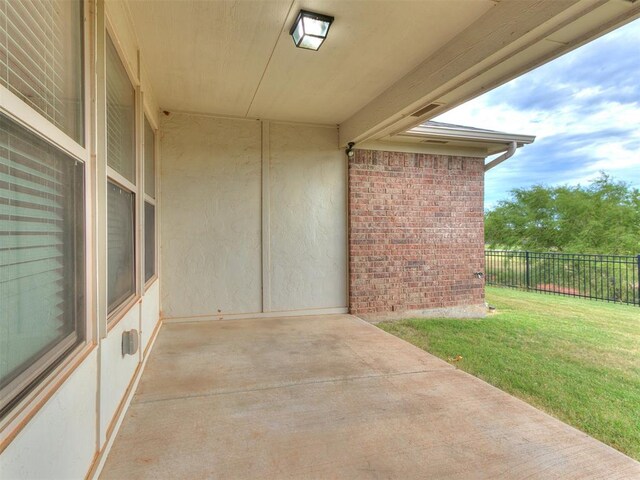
xmin=289 ymin=10 xmax=334 ymax=51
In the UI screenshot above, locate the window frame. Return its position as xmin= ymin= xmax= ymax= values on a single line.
xmin=105 ymin=22 xmax=140 ymax=329
xmin=143 ymin=108 xmax=158 ymax=290
xmin=106 ymin=176 xmax=137 ymax=314
xmin=0 ymin=0 xmax=94 ymax=441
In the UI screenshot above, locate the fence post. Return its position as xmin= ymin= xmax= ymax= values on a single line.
xmin=526 ymin=251 xmax=531 ymax=290
xmin=637 ymin=255 xmax=640 ymax=306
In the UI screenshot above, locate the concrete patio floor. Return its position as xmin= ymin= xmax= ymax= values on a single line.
xmin=100 ymin=314 xmax=640 ymax=479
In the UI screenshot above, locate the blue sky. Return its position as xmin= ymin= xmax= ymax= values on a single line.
xmin=434 ymin=18 xmax=640 ymax=210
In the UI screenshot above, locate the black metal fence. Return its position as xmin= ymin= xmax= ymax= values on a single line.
xmin=485 ymin=250 xmax=640 ymax=306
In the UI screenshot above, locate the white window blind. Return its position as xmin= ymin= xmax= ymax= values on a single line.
xmin=0 ymin=0 xmax=84 ymax=143
xmin=0 ymin=113 xmax=84 ymax=415
xmin=107 ymin=181 xmax=134 ymax=312
xmin=143 ymin=118 xmax=155 ymax=282
xmin=144 ymin=201 xmax=154 ymax=282
xmin=106 ymin=34 xmax=135 ymax=183
xmin=143 ymin=116 xmax=154 ymax=197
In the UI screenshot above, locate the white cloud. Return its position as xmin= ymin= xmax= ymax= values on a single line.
xmin=435 ymin=18 xmax=640 ymax=209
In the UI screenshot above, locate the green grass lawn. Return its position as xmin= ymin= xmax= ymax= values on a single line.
xmin=378 ymin=287 xmax=640 ymax=460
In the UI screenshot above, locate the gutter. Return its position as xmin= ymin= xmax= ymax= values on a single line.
xmin=484 ymin=141 xmax=517 ymax=172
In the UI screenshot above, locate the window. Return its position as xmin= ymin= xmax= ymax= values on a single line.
xmin=144 ymin=201 xmax=155 ymax=282
xmin=143 ymin=116 xmax=155 ymax=283
xmin=144 ymin=117 xmax=155 ymax=198
xmin=106 ymin=33 xmax=136 ymax=313
xmin=0 ymin=0 xmax=84 ymax=143
xmin=106 ymin=36 xmax=135 ymax=183
xmin=0 ymin=114 xmax=85 ymax=415
xmin=0 ymin=0 xmax=85 ymax=416
xmin=107 ymin=182 xmax=134 ymax=312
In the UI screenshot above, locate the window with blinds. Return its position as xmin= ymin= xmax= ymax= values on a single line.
xmin=107 ymin=181 xmax=134 ymax=312
xmin=144 ymin=201 xmax=155 ymax=282
xmin=106 ymin=32 xmax=136 ymax=314
xmin=106 ymin=34 xmax=135 ymax=184
xmin=144 ymin=117 xmax=154 ymax=197
xmin=0 ymin=113 xmax=85 ymax=415
xmin=0 ymin=0 xmax=84 ymax=143
xmin=143 ymin=116 xmax=155 ymax=283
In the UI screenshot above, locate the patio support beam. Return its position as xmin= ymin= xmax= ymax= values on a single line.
xmin=338 ymin=0 xmax=640 ymax=146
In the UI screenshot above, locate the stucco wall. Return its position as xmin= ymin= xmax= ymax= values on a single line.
xmin=0 ymin=351 xmax=98 ymax=479
xmin=160 ymin=114 xmax=263 ymax=318
xmin=160 ymin=114 xmax=347 ymax=319
xmin=269 ymin=123 xmax=347 ymax=311
xmin=141 ymin=281 xmax=160 ymax=354
xmin=349 ymin=149 xmax=485 ymax=320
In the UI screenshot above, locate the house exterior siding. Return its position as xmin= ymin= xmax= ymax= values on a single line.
xmin=348 ymin=149 xmax=485 ymax=319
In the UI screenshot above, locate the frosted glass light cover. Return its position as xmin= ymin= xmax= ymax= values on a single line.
xmin=303 ymin=16 xmax=330 ymax=37
xmin=299 ymin=36 xmax=324 ymax=51
xmin=292 ymin=21 xmax=304 ymax=45
xmin=290 ymin=10 xmax=334 ymax=51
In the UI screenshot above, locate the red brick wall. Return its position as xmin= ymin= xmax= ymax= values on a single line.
xmin=349 ymin=149 xmax=485 ymax=316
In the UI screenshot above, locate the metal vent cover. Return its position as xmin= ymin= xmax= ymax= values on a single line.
xmin=411 ymin=103 xmax=443 ymax=117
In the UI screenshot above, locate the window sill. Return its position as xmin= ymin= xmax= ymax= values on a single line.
xmin=0 ymin=342 xmax=96 ymax=454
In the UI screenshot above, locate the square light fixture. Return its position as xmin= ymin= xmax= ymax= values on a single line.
xmin=289 ymin=10 xmax=334 ymax=51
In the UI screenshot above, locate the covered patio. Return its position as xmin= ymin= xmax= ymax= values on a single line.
xmin=99 ymin=315 xmax=640 ymax=479
xmin=3 ymin=1 xmax=640 ymax=478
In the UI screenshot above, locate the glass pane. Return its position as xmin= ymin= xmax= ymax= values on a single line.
xmin=299 ymin=36 xmax=324 ymax=50
xmin=0 ymin=113 xmax=85 ymax=414
xmin=292 ymin=21 xmax=304 ymax=45
xmin=0 ymin=0 xmax=84 ymax=144
xmin=144 ymin=201 xmax=155 ymax=282
xmin=106 ymin=35 xmax=135 ymax=184
xmin=144 ymin=117 xmax=155 ymax=198
xmin=302 ymin=15 xmax=329 ymax=37
xmin=107 ymin=181 xmax=135 ymax=312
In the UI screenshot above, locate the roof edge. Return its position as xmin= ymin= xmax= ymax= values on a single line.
xmin=401 ymin=123 xmax=536 ymax=146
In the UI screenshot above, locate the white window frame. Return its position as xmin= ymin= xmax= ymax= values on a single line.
xmin=0 ymin=0 xmax=95 ymax=443
xmin=104 ymin=19 xmax=141 ymax=329
xmin=142 ymin=106 xmax=158 ymax=291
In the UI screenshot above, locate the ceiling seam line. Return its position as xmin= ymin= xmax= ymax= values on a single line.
xmin=244 ymin=0 xmax=297 ymax=118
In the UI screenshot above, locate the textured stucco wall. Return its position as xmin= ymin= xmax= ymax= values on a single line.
xmin=349 ymin=149 xmax=485 ymax=320
xmin=141 ymin=280 xmax=160 ymax=353
xmin=0 ymin=351 xmax=98 ymax=479
xmin=159 ymin=114 xmax=347 ymax=318
xmin=269 ymin=123 xmax=347 ymax=311
xmin=99 ymin=305 xmax=141 ymax=444
xmin=160 ymin=114 xmax=263 ymax=318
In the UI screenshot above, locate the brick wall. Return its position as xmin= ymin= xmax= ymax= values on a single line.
xmin=349 ymin=149 xmax=485 ymax=318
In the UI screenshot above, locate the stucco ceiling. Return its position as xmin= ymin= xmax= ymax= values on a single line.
xmin=126 ymin=0 xmax=496 ymax=124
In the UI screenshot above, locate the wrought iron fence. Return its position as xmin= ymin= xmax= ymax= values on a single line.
xmin=485 ymin=250 xmax=640 ymax=306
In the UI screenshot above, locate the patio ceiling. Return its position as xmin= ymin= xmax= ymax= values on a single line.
xmin=126 ymin=0 xmax=494 ymax=122
xmin=124 ymin=0 xmax=640 ymax=144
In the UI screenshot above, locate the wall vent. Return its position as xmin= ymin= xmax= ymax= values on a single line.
xmin=421 ymin=139 xmax=448 ymax=144
xmin=411 ymin=103 xmax=442 ymax=117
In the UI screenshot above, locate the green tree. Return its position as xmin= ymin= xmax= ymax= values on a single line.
xmin=485 ymin=173 xmax=640 ymax=254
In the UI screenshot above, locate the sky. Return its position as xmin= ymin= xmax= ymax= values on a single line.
xmin=434 ymin=18 xmax=640 ymax=210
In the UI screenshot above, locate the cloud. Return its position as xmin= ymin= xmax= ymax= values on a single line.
xmin=435 ymin=18 xmax=640 ymax=210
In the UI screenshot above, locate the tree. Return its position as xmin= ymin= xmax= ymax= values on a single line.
xmin=485 ymin=173 xmax=640 ymax=254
